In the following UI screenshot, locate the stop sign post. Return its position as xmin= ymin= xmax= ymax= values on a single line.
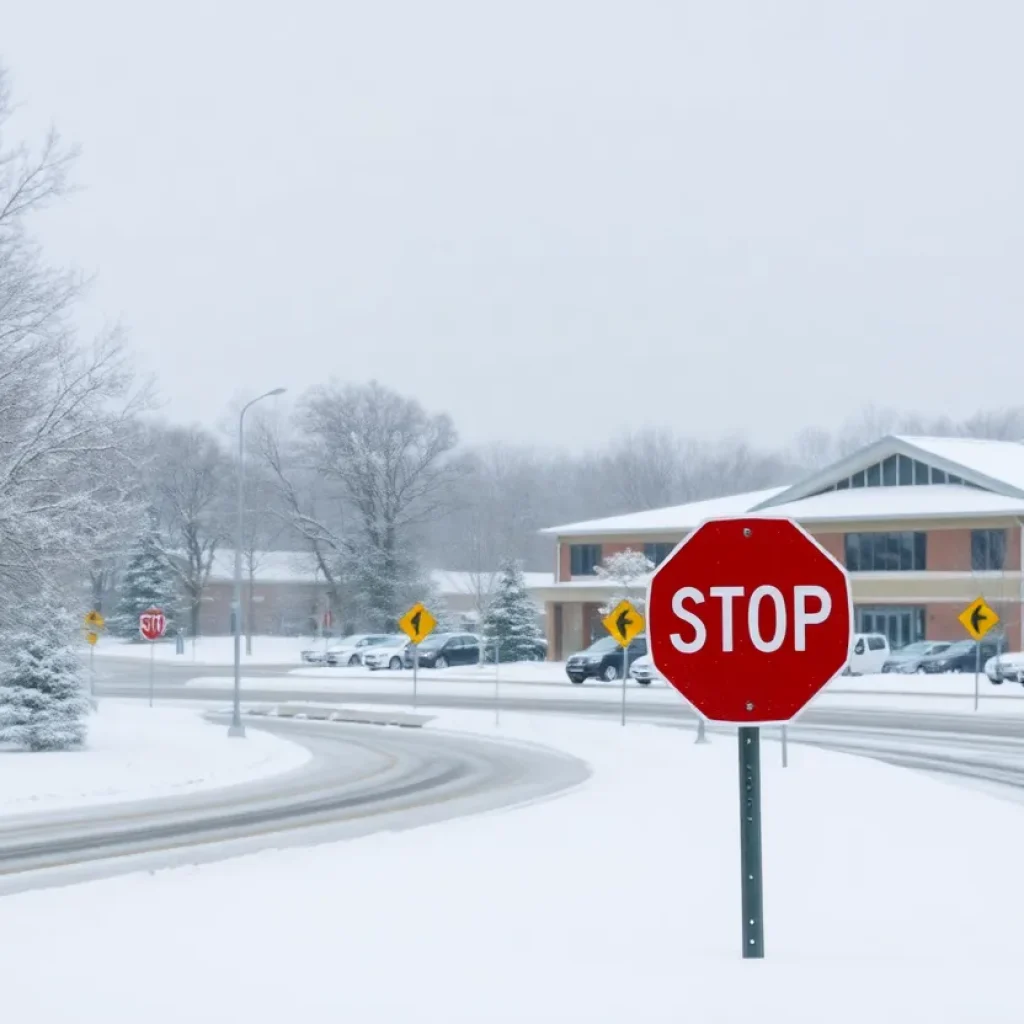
xmin=139 ymin=607 xmax=167 ymax=708
xmin=647 ymin=517 xmax=852 ymax=959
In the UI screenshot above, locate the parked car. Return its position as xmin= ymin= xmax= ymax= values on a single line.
xmin=881 ymin=641 xmax=953 ymax=674
xmin=363 ymin=635 xmax=410 ymax=671
xmin=985 ymin=650 xmax=1024 ymax=685
xmin=566 ymin=635 xmax=648 ymax=683
xmin=918 ymin=638 xmax=1003 ymax=674
xmin=300 ymin=645 xmax=329 ymax=665
xmin=844 ymin=633 xmax=890 ymax=675
xmin=403 ymin=633 xmax=481 ymax=669
xmin=324 ymin=634 xmax=392 ymax=667
xmin=628 ymin=653 xmax=662 ymax=686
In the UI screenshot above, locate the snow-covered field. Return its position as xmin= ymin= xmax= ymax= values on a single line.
xmin=94 ymin=635 xmax=313 ymax=666
xmin=1 ymin=710 xmax=1021 ymax=1022
xmin=0 ymin=703 xmax=309 ymax=818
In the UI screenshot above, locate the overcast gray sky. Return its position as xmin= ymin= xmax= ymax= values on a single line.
xmin=6 ymin=1 xmax=1022 ymax=450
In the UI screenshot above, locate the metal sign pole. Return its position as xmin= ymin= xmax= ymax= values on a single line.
xmin=621 ymin=643 xmax=629 ymax=726
xmin=781 ymin=725 xmax=788 ymax=767
xmin=149 ymin=642 xmax=155 ymax=708
xmin=89 ymin=644 xmax=97 ymax=711
xmin=495 ymin=639 xmax=501 ymax=726
xmin=413 ymin=643 xmax=419 ymax=710
xmin=738 ymin=726 xmax=765 ymax=959
xmin=974 ymin=641 xmax=981 ymax=712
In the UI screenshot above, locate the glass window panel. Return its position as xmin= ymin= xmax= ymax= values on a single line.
xmin=898 ymin=455 xmax=914 ymax=485
xmin=844 ymin=534 xmax=860 ymax=571
xmin=914 ymin=532 xmax=927 ymax=569
xmin=947 ymin=474 xmax=962 ymax=485
xmin=931 ymin=467 xmax=947 ymax=483
xmin=850 ymin=470 xmax=866 ymax=487
xmin=899 ymin=532 xmax=914 ymax=570
xmin=913 ymin=460 xmax=930 ymax=485
xmin=866 ymin=462 xmax=881 ymax=486
xmin=836 ymin=477 xmax=850 ymax=490
xmin=882 ymin=455 xmax=898 ymax=486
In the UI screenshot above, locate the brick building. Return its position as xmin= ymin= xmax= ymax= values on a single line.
xmin=535 ymin=435 xmax=1024 ymax=659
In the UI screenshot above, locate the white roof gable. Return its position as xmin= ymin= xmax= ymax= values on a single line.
xmin=894 ymin=436 xmax=1024 ymax=494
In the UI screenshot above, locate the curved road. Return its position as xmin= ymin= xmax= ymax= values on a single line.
xmin=0 ymin=714 xmax=589 ymax=895
xmin=5 ymin=655 xmax=1017 ymax=893
xmin=94 ymin=657 xmax=1024 ymax=790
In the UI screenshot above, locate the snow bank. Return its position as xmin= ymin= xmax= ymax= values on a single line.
xmin=1 ymin=712 xmax=1022 ymax=1021
xmin=0 ymin=703 xmax=309 ymax=817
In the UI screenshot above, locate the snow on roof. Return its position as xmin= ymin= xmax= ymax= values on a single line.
xmin=430 ymin=569 xmax=554 ymax=595
xmin=894 ymin=436 xmax=1024 ymax=494
xmin=206 ymin=556 xmax=554 ymax=592
xmin=542 ymin=487 xmax=789 ymax=537
xmin=207 ymin=550 xmax=321 ymax=583
xmin=763 ymin=484 xmax=1024 ymax=523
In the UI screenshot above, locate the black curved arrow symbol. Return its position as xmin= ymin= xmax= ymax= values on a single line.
xmin=410 ymin=610 xmax=422 ymax=637
xmin=970 ymin=604 xmax=987 ymax=634
xmin=616 ymin=608 xmax=632 ymax=641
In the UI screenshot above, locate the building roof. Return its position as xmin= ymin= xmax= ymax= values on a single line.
xmin=541 ymin=487 xmax=787 ymax=538
xmin=757 ymin=485 xmax=1024 ymax=523
xmin=205 ymin=554 xmax=554 ymax=594
xmin=894 ymin=436 xmax=1024 ymax=494
xmin=543 ymin=435 xmax=1024 ymax=539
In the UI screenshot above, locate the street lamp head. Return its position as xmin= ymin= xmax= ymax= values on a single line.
xmin=267 ymin=387 xmax=287 ymax=397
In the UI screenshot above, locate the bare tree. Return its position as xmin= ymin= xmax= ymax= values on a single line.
xmin=148 ymin=425 xmax=229 ymax=636
xmin=263 ymin=381 xmax=461 ymax=630
xmin=0 ymin=68 xmax=145 ymax=628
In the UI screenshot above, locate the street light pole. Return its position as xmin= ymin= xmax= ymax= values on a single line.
xmin=229 ymin=387 xmax=286 ymax=738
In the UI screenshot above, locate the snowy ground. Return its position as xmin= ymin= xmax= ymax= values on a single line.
xmin=94 ymin=634 xmax=313 ymax=666
xmin=1 ymin=710 xmax=1021 ymax=1022
xmin=187 ymin=667 xmax=1024 ymax=718
xmin=0 ymin=703 xmax=309 ymax=818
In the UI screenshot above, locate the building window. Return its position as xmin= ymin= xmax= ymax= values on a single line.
xmin=643 ymin=542 xmax=675 ymax=566
xmin=569 ymin=543 xmax=601 ymax=576
xmin=844 ymin=532 xmax=927 ymax=571
xmin=856 ymin=606 xmax=926 ymax=649
xmin=815 ymin=457 xmax=980 ymax=494
xmin=971 ymin=529 xmax=1006 ymax=571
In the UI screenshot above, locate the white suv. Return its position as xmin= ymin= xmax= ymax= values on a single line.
xmin=846 ymin=633 xmax=890 ymax=675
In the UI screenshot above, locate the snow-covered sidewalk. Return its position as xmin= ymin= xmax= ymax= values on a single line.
xmin=1 ymin=711 xmax=1022 ymax=1021
xmin=0 ymin=703 xmax=309 ymax=818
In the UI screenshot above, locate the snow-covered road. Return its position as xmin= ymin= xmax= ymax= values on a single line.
xmin=3 ymin=710 xmax=1024 ymax=1022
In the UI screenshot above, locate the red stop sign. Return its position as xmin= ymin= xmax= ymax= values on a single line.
xmin=647 ymin=517 xmax=852 ymax=724
xmin=139 ymin=607 xmax=167 ymax=641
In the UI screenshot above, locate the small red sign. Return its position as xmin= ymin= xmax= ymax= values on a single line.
xmin=139 ymin=607 xmax=167 ymax=642
xmin=647 ymin=517 xmax=852 ymax=724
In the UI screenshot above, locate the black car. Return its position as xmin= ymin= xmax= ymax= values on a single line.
xmin=403 ymin=632 xmax=481 ymax=669
xmin=918 ymin=639 xmax=1002 ymax=674
xmin=566 ymin=635 xmax=648 ymax=683
xmin=881 ymin=641 xmax=953 ymax=674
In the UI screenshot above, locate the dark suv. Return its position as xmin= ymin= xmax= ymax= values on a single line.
xmin=403 ymin=632 xmax=481 ymax=669
xmin=566 ymin=635 xmax=648 ymax=683
xmin=918 ymin=638 xmax=1002 ymax=673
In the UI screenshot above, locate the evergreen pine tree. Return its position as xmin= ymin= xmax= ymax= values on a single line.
xmin=0 ymin=609 xmax=90 ymax=751
xmin=109 ymin=519 xmax=179 ymax=638
xmin=480 ymin=559 xmax=545 ymax=662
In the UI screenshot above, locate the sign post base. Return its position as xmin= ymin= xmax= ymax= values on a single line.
xmin=738 ymin=726 xmax=764 ymax=959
